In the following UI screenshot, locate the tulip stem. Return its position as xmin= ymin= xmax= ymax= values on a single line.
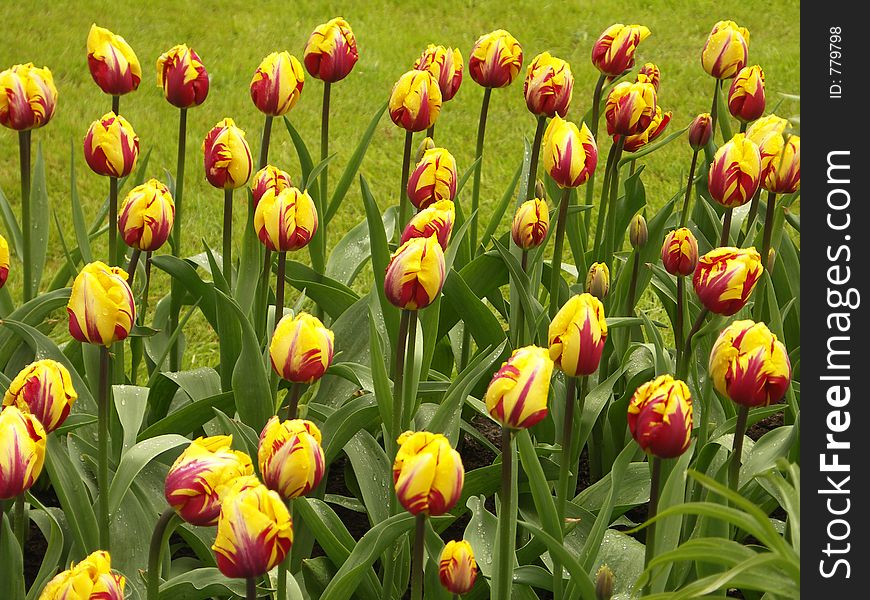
xmin=626 ymin=249 xmax=641 ymax=315
xmin=112 ymin=94 xmax=120 ymax=116
xmin=526 ymin=116 xmax=547 ymax=200
xmin=678 ymin=308 xmax=709 ymax=379
xmin=679 ymin=150 xmax=699 ymax=228
xmin=411 ymin=513 xmax=426 ymax=600
xmin=98 ymin=345 xmax=111 ymax=551
xmin=223 ymin=188 xmax=233 ymax=290
xmin=720 ymin=208 xmax=733 ymax=246
xmin=729 ymin=406 xmax=749 ymax=491
xmin=13 ymin=494 xmax=25 ymax=548
xmin=127 ymin=249 xmax=141 ymax=287
xmin=760 ymin=191 xmax=777 ymax=271
xmin=584 ymin=74 xmax=608 ymax=235
xmin=320 ymin=81 xmax=331 ymax=220
xmin=147 ymin=507 xmax=178 ymax=600
xmin=18 ymin=130 xmax=33 ymax=302
xmin=109 ymin=176 xmax=119 ymax=266
xmin=259 ymin=116 xmax=273 ymax=170
xmin=592 ymin=142 xmax=617 ymax=259
xmin=169 ymin=108 xmax=187 ymax=372
xmin=286 ymin=383 xmax=303 ymax=421
xmin=470 ymin=87 xmax=493 ymax=256
xmin=494 ymin=428 xmax=516 ymax=600
xmin=737 ymin=188 xmax=761 ymax=246
xmin=514 ymin=250 xmax=529 ymax=348
xmin=399 ymin=130 xmax=414 ymax=232
xmin=246 ymin=576 xmax=257 ymax=600
xmin=274 ymin=251 xmax=287 ymax=334
xmin=675 ymin=276 xmax=685 ymax=367
xmin=643 ymin=456 xmax=663 ymax=575
xmin=393 ymin=310 xmax=412 ymax=450
xmin=402 ymin=310 xmax=419 ymax=430
xmin=427 ymin=124 xmax=435 ymax=139
xmin=549 ymin=188 xmax=571 ymax=318
xmin=553 ymin=375 xmax=578 ymax=600
xmin=709 ymin=80 xmax=721 ymax=144
xmin=602 ymin=137 xmax=626 ymax=272
xmin=143 ymin=252 xmax=153 ymax=324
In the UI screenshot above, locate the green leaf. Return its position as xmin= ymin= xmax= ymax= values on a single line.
xmin=283 ymin=260 xmax=359 ymax=319
xmin=24 ymin=495 xmax=64 ymax=600
xmin=113 ymin=385 xmax=149 ymax=455
xmin=69 ymin=138 xmax=92 ymax=264
xmin=517 ymin=519 xmax=597 ymax=600
xmin=479 ymin=159 xmax=522 ymax=252
xmin=138 ymin=391 xmax=234 ymax=441
xmin=516 ymin=429 xmax=563 ymax=552
xmin=368 ymin=309 xmax=393 ymax=444
xmin=441 ymin=266 xmax=506 ymax=353
xmin=107 ymin=434 xmax=189 ymax=516
xmin=235 ymin=191 xmax=261 ymax=317
xmin=0 ymin=186 xmax=23 ymax=260
xmin=0 ymin=514 xmax=24 ymax=600
xmin=320 ymin=394 xmax=380 ymax=464
xmin=28 ymin=143 xmax=50 ymax=296
xmin=0 ymin=290 xmax=73 ymax=375
xmin=650 ymin=450 xmax=694 ymax=593
xmin=44 ymin=434 xmax=99 ymax=553
xmin=360 ymin=175 xmax=399 ymax=347
xmin=283 ymin=118 xmax=314 ymax=183
xmin=158 ymin=567 xmax=254 ymax=600
xmin=345 ymin=430 xmax=391 ymax=524
xmin=326 ymin=207 xmax=398 ymax=287
xmin=150 ymin=255 xmax=218 ymax=329
xmin=212 ymin=408 xmax=260 ymax=461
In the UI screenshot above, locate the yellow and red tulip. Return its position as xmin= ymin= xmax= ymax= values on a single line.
xmin=0 ymin=63 xmax=57 ymax=131
xmin=393 ymin=430 xmax=464 ymax=516
xmin=203 ymin=118 xmax=253 ymax=190
xmin=468 ymin=30 xmax=523 ymax=88
xmin=620 ymin=106 xmax=671 ymax=153
xmin=0 ymin=234 xmax=8 ymax=289
xmin=87 ymin=24 xmax=141 ymax=96
xmin=384 ymin=235 xmax=446 ymax=310
xmin=591 ymin=24 xmax=651 ymax=77
xmin=3 ymin=360 xmax=77 ymax=434
xmin=67 ymin=261 xmax=135 ymax=347
xmin=407 ymin=146 xmax=457 ymax=210
xmin=511 ymin=197 xmax=550 ymax=250
xmin=83 ymin=112 xmax=139 ymax=178
xmin=269 ymin=312 xmax=334 ymax=384
xmin=728 ymin=65 xmax=765 ymax=122
xmin=523 ymin=52 xmax=574 ymax=118
xmin=708 ymin=133 xmax=761 ymax=208
xmin=746 ymin=114 xmax=788 ymax=182
xmin=484 ymin=346 xmax=553 ymax=430
xmin=661 ymin=228 xmax=699 ymax=277
xmin=0 ymin=405 xmax=46 ymax=500
xmin=38 ymin=550 xmax=125 ymax=600
xmin=117 ymin=178 xmax=175 ymax=252
xmin=303 ymin=17 xmax=359 ymax=83
xmin=156 ymin=44 xmax=209 ymax=109
xmin=688 ymin=113 xmax=713 ymax=150
xmin=254 ymin=186 xmax=318 ymax=252
xmin=542 ymin=115 xmax=598 ymax=188
xmin=628 ymin=375 xmax=693 ymax=458
xmin=630 ymin=214 xmax=648 ymax=249
xmin=637 ymin=62 xmax=661 ymax=91
xmin=693 ymin=246 xmax=763 ymax=316
xmin=389 ymin=69 xmax=442 ymax=132
xmin=701 ymin=20 xmax=750 ymax=80
xmin=439 ymin=540 xmax=478 ymax=595
xmin=585 ymin=262 xmax=610 ymax=300
xmin=548 ymin=293 xmax=608 ymax=377
xmin=762 ymin=135 xmax=800 ymax=194
xmin=258 ymin=417 xmax=325 ymax=500
xmin=605 ymin=81 xmax=657 ymax=137
xmin=414 ymin=45 xmax=464 ymax=102
xmin=250 ymin=51 xmax=305 ymax=116
xmin=400 ymin=200 xmax=455 ymax=250
xmin=251 ymin=165 xmax=293 ymax=208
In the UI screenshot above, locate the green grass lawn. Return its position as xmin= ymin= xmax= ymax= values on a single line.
xmin=0 ymin=0 xmax=799 ymax=367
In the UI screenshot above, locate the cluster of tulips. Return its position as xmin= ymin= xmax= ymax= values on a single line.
xmin=0 ymin=9 xmax=799 ymax=600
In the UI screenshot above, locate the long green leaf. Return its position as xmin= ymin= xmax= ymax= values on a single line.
xmin=28 ymin=143 xmax=50 ymax=296
xmin=69 ymin=139 xmax=92 ymax=264
xmin=44 ymin=434 xmax=99 ymax=553
xmin=517 ymin=520 xmax=597 ymax=600
xmin=24 ymin=495 xmax=64 ymax=600
xmin=360 ymin=175 xmax=399 ymax=347
xmin=107 ymin=434 xmax=189 ymax=516
xmin=0 ymin=514 xmax=24 ymax=600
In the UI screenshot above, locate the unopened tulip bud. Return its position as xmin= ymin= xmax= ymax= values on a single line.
xmin=393 ymin=431 xmax=464 ymax=516
xmin=0 ymin=406 xmax=46 ymax=500
xmin=469 ymin=30 xmax=523 ymax=88
xmin=701 ymin=20 xmax=750 ymax=80
xmin=303 ymin=17 xmax=359 ymax=83
xmin=728 ymin=65 xmax=765 ymax=122
xmin=628 ymin=375 xmax=693 ymax=458
xmin=767 ymin=247 xmax=776 ymax=271
xmin=523 ymin=52 xmax=574 ymax=118
xmin=661 ymin=228 xmax=698 ymax=277
xmin=118 ymin=178 xmax=175 ymax=252
xmin=250 ymin=51 xmax=305 ymax=116
xmin=439 ymin=540 xmax=478 ymax=594
xmin=87 ymin=24 xmax=141 ymax=95
xmin=67 ymin=261 xmax=135 ymax=347
xmin=0 ymin=234 xmax=8 ymax=289
xmin=269 ymin=312 xmax=334 ymax=384
xmin=630 ymin=214 xmax=648 ymax=249
xmin=84 ymin=112 xmax=139 ymax=178
xmin=38 ymin=550 xmax=125 ymax=600
xmin=384 ymin=235 xmax=446 ymax=310
xmin=416 ymin=136 xmax=436 ymax=162
xmin=595 ymin=565 xmax=615 ymax=600
xmin=708 ymin=133 xmax=761 ymax=208
xmin=0 ymin=63 xmax=57 ymax=131
xmin=548 ymin=293 xmax=607 ymax=377
xmin=693 ymin=247 xmax=763 ymax=316
xmin=259 ymin=417 xmax=325 ymax=500
xmin=254 ymin=186 xmax=318 ymax=252
xmin=605 ymin=81 xmax=657 ymax=137
xmin=511 ymin=197 xmax=550 ymax=250
xmin=407 ymin=146 xmax=458 ymax=209
xmin=585 ymin=262 xmax=610 ymax=299
xmin=688 ymin=113 xmax=712 ymax=151
xmin=251 ymin=165 xmax=293 ymax=208
xmin=591 ymin=24 xmax=651 ymax=77
xmin=157 ymin=44 xmax=209 ymax=109
xmin=762 ymin=135 xmax=800 ymax=194
xmin=485 ymin=346 xmax=553 ymax=430
xmin=637 ymin=63 xmax=661 ymax=91
xmin=542 ymin=116 xmax=598 ymax=188
xmin=401 ymin=200 xmax=455 ymax=250
xmin=4 ymin=360 xmax=77 ymax=434
xmin=414 ymin=45 xmax=464 ymax=102
xmin=203 ymin=118 xmax=253 ymax=190
xmin=534 ymin=179 xmax=545 ymax=199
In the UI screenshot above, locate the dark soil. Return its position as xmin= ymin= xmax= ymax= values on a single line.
xmin=747 ymin=412 xmax=785 ymax=441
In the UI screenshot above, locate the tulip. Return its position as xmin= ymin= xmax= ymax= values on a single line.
xmin=67 ymin=261 xmax=135 ymax=346
xmin=270 ymin=312 xmax=335 ymax=384
xmin=384 ymin=235 xmax=446 ymax=310
xmin=484 ymin=346 xmax=553 ymax=430
xmin=548 ymin=293 xmax=607 ymax=377
xmin=203 ymin=118 xmax=253 ymax=190
xmin=164 ymin=435 xmax=255 ymax=526
xmin=414 ymin=45 xmax=463 ymax=102
xmin=523 ymin=52 xmax=573 ymax=118
xmin=400 ymin=200 xmax=455 ymax=250
xmin=511 ymin=197 xmax=550 ymax=250
xmin=156 ymin=44 xmax=209 ymax=109
xmin=701 ymin=20 xmax=750 ymax=80
xmin=38 ymin=550 xmax=125 ymax=600
xmin=595 ymin=565 xmax=615 ymax=600
xmin=87 ymin=24 xmax=141 ymax=96
xmin=0 ymin=63 xmax=57 ymax=131
xmin=0 ymin=406 xmax=46 ymax=500
xmin=303 ymin=17 xmax=359 ymax=83
xmin=708 ymin=133 xmax=761 ymax=209
xmin=762 ymin=135 xmax=800 ymax=194
xmin=407 ymin=146 xmax=458 ymax=210
xmin=83 ymin=112 xmax=139 ymax=178
xmin=605 ymin=81 xmax=657 ymax=137
xmin=661 ymin=228 xmax=699 ymax=277
xmin=585 ymin=262 xmax=610 ymax=300
xmin=637 ymin=62 xmax=661 ymax=91
xmin=393 ymin=430 xmax=464 ymax=516
xmin=3 ymin=360 xmax=77 ymax=434
xmin=591 ymin=24 xmax=651 ymax=77
xmin=258 ymin=417 xmax=325 ymax=500
xmin=251 ymin=165 xmax=293 ymax=207
xmin=250 ymin=51 xmax=305 ymax=116
xmin=621 ymin=106 xmax=671 ymax=153
xmin=627 ymin=374 xmax=693 ymax=458
xmin=630 ymin=214 xmax=648 ymax=249
xmin=542 ymin=116 xmax=598 ymax=188
xmin=439 ymin=540 xmax=478 ymax=595
xmin=117 ymin=178 xmax=175 ymax=252
xmin=389 ymin=69 xmax=442 ymax=132
xmin=693 ymin=246 xmax=763 ymax=316
xmin=212 ymin=480 xmax=294 ymax=579
xmin=254 ymin=186 xmax=318 ymax=252
xmin=746 ymin=115 xmax=789 ymax=181
xmin=0 ymin=234 xmax=8 ymax=289
xmin=728 ymin=65 xmax=765 ymax=123
xmin=468 ymin=30 xmax=523 ymax=88
xmin=688 ymin=113 xmax=713 ymax=151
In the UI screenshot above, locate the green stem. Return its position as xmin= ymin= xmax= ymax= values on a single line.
xmin=285 ymin=383 xmax=303 ymax=421
xmin=677 ymin=308 xmax=709 ymax=379
xmin=393 ymin=310 xmax=411 ymax=449
xmin=411 ymin=514 xmax=426 ymax=600
xmin=602 ymin=137 xmax=626 ymax=271
xmin=584 ymin=74 xmax=607 ymax=235
xmin=526 ymin=116 xmax=547 ymax=200
xmin=320 ymin=82 xmax=331 ymax=221
xmin=278 ymin=498 xmax=293 ymax=600
xmin=470 ymin=87 xmax=493 ymax=256
xmin=675 ymin=276 xmax=685 ymax=367
xmin=13 ymin=494 xmax=25 ymax=548
xmin=709 ymin=80 xmax=721 ymax=144
xmin=728 ymin=406 xmax=749 ymax=491
xmin=109 ymin=176 xmax=119 ymax=266
xmin=678 ymin=151 xmax=699 ymax=228
xmin=760 ymin=191 xmax=777 ymax=269
xmin=147 ymin=507 xmax=178 ymax=600
xmin=169 ymin=108 xmax=187 ymax=372
xmin=514 ymin=250 xmax=529 ymax=348
xmin=403 ymin=310 xmax=419 ymax=430
xmin=427 ymin=124 xmax=435 ymax=139
xmin=626 ymin=250 xmax=641 ymax=315
xmin=399 ymin=130 xmax=414 ymax=232
xmin=142 ymin=252 xmax=152 ymax=325
xmin=554 ymin=375 xmax=578 ymax=600
xmin=643 ymin=457 xmax=663 ymax=572
xmin=549 ymin=187 xmax=571 ymax=318
xmin=98 ymin=345 xmax=111 ymax=551
xmin=223 ymin=188 xmax=233 ymax=290
xmin=720 ymin=208 xmax=733 ymax=246
xmin=737 ymin=188 xmax=761 ymax=246
xmin=592 ymin=143 xmax=617 ymax=258
xmin=274 ymin=251 xmax=286 ymax=334
xmin=19 ymin=130 xmax=32 ymax=302
xmin=565 ymin=376 xmax=588 ymax=505
xmin=126 ymin=249 xmax=141 ymax=288
xmin=112 ymin=94 xmax=120 ymax=116
xmin=258 ymin=115 xmax=273 ymax=170
xmin=246 ymin=576 xmax=257 ymax=600
xmin=494 ymin=428 xmax=515 ymax=599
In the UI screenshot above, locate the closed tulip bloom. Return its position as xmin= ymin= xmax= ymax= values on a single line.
xmin=591 ymin=24 xmax=651 ymax=77
xmin=203 ymin=118 xmax=253 ymax=190
xmin=688 ymin=113 xmax=713 ymax=150
xmin=762 ymin=135 xmax=800 ymax=194
xmin=407 ymin=146 xmax=458 ymax=209
xmin=156 ymin=44 xmax=209 ymax=109
xmin=548 ymin=293 xmax=608 ymax=377
xmin=87 ymin=24 xmax=141 ymax=95
xmin=0 ymin=63 xmax=57 ymax=130
xmin=389 ymin=69 xmax=442 ymax=132
xmin=661 ymin=228 xmax=699 ymax=277
xmin=523 ymin=52 xmax=574 ymax=118
xmin=701 ymin=20 xmax=749 ymax=80
xmin=393 ymin=431 xmax=464 ymax=516
xmin=542 ymin=116 xmax=598 ymax=188
xmin=439 ymin=540 xmax=478 ymax=594
xmin=484 ymin=346 xmax=553 ymax=430
xmin=3 ymin=360 xmax=77 ymax=434
xmin=627 ymin=375 xmax=693 ymax=458
xmin=511 ymin=197 xmax=550 ymax=250
xmin=269 ymin=312 xmax=334 ymax=384
xmin=400 ymin=200 xmax=455 ymax=250
xmin=710 ymin=320 xmax=791 ymax=408
xmin=605 ymin=81 xmax=657 ymax=137
xmin=468 ymin=29 xmax=523 ymax=88
xmin=621 ymin=106 xmax=671 ymax=153
xmin=212 ymin=480 xmax=294 ymax=579
xmin=67 ymin=261 xmax=135 ymax=346
xmin=251 ymin=165 xmax=293 ymax=208
xmin=693 ymin=246 xmax=763 ymax=316
xmin=384 ymin=235 xmax=446 ymax=310
xmin=258 ymin=417 xmax=325 ymax=500
xmin=118 ymin=178 xmax=175 ymax=251
xmin=414 ymin=45 xmax=464 ymax=102
xmin=708 ymin=133 xmax=761 ymax=208
xmin=585 ymin=262 xmax=610 ymax=299
xmin=728 ymin=65 xmax=765 ymax=122
xmin=746 ymin=114 xmax=788 ymax=182
xmin=630 ymin=214 xmax=648 ymax=249
xmin=0 ymin=406 xmax=46 ymax=499
xmin=164 ymin=435 xmax=254 ymax=526
xmin=38 ymin=550 xmax=125 ymax=600
xmin=303 ymin=17 xmax=359 ymax=83
xmin=83 ymin=112 xmax=139 ymax=178
xmin=0 ymin=234 xmax=8 ymax=289
xmin=637 ymin=62 xmax=661 ymax=91
xmin=254 ymin=186 xmax=318 ymax=252
xmin=250 ymin=51 xmax=305 ymax=116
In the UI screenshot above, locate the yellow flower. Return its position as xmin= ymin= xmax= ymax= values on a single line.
xmin=727 ymin=65 xmax=765 ymax=122
xmin=746 ymin=114 xmax=789 ymax=183
xmin=83 ymin=112 xmax=139 ymax=178
xmin=400 ymin=199 xmax=455 ymax=250
xmin=0 ymin=63 xmax=57 ymax=130
xmin=393 ymin=431 xmax=464 ymax=516
xmin=303 ymin=17 xmax=359 ymax=83
xmin=439 ymin=540 xmax=478 ymax=594
xmin=389 ymin=69 xmax=442 ymax=132
xmin=701 ymin=20 xmax=749 ymax=79
xmin=156 ymin=44 xmax=209 ymax=109
xmin=407 ymin=146 xmax=457 ymax=209
xmin=661 ymin=228 xmax=699 ymax=277
xmin=251 ymin=165 xmax=293 ymax=207
xmin=414 ymin=45 xmax=463 ymax=101
xmin=87 ymin=24 xmax=141 ymax=95
xmin=542 ymin=116 xmax=598 ymax=188
xmin=202 ymin=118 xmax=253 ymax=190
xmin=637 ymin=62 xmax=661 ymax=91
xmin=4 ymin=360 xmax=77 ymax=434
xmin=628 ymin=375 xmax=693 ymax=458
xmin=384 ymin=235 xmax=445 ymax=310
xmin=38 ymin=550 xmax=125 ymax=600
xmin=468 ymin=30 xmax=523 ymax=88
xmin=605 ymin=80 xmax=657 ymax=137
xmin=591 ymin=24 xmax=651 ymax=77
xmin=0 ymin=405 xmax=46 ymax=500
xmin=523 ymin=52 xmax=573 ymax=118
xmin=0 ymin=234 xmax=9 ymax=289
xmin=762 ymin=135 xmax=800 ymax=194
xmin=67 ymin=261 xmax=135 ymax=347
xmin=258 ymin=417 xmax=325 ymax=500
xmin=118 ymin=178 xmax=175 ymax=251
xmin=548 ymin=294 xmax=608 ymax=377
xmin=621 ymin=106 xmax=671 ymax=153
xmin=585 ymin=262 xmax=610 ymax=300
xmin=254 ymin=186 xmax=318 ymax=252
xmin=484 ymin=346 xmax=553 ymax=430
xmin=269 ymin=312 xmax=334 ymax=384
xmin=250 ymin=51 xmax=305 ymax=116
xmin=693 ymin=247 xmax=763 ymax=316
xmin=688 ymin=113 xmax=713 ymax=150
xmin=511 ymin=197 xmax=550 ymax=250
xmin=708 ymin=133 xmax=761 ymax=208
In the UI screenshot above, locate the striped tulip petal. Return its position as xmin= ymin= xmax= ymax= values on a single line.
xmin=393 ymin=431 xmax=464 ymax=516
xmin=484 ymin=346 xmax=553 ymax=430
xmin=628 ymin=375 xmax=693 ymax=458
xmin=269 ymin=312 xmax=334 ymax=384
xmin=0 ymin=406 xmax=46 ymax=500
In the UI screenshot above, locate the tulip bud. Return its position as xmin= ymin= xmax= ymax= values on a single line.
xmin=118 ymin=178 xmax=175 ymax=252
xmin=270 ymin=312 xmax=335 ymax=384
xmin=762 ymin=135 xmax=800 ymax=194
xmin=523 ymin=52 xmax=574 ymax=118
xmin=548 ymin=294 xmax=608 ymax=377
xmin=511 ymin=197 xmax=550 ymax=250
xmin=416 ymin=136 xmax=436 ymax=162
xmin=258 ymin=417 xmax=325 ymax=500
xmin=407 ymin=146 xmax=458 ymax=210
xmin=709 ymin=320 xmax=791 ymax=408
xmin=393 ymin=430 xmax=464 ymax=516
xmin=708 ymin=133 xmax=761 ymax=208
xmin=384 ymin=235 xmax=446 ymax=310
xmin=469 ymin=29 xmax=524 ymax=88
xmin=83 ymin=112 xmax=139 ymax=178
xmin=254 ymin=186 xmax=318 ymax=252
xmin=746 ymin=114 xmax=789 ymax=182
xmin=400 ymin=200 xmax=455 ymax=250
xmin=621 ymin=106 xmax=671 ymax=153
xmin=766 ymin=247 xmax=776 ymax=271
xmin=0 ymin=63 xmax=57 ymax=131
xmin=637 ymin=63 xmax=661 ymax=91
xmin=212 ymin=480 xmax=294 ymax=578
xmin=628 ymin=374 xmax=693 ymax=458
xmin=661 ymin=228 xmax=698 ymax=277
xmin=3 ymin=360 xmax=77 ymax=434
xmin=156 ymin=44 xmax=209 ymax=109
xmin=87 ymin=24 xmax=141 ymax=95
xmin=485 ymin=345 xmax=553 ymax=430
xmin=250 ymin=51 xmax=305 ymax=116
xmin=701 ymin=20 xmax=749 ymax=80
xmin=585 ymin=262 xmax=610 ymax=299
xmin=303 ymin=17 xmax=359 ymax=83
xmin=688 ymin=113 xmax=713 ymax=151
xmin=595 ymin=565 xmax=615 ymax=600
xmin=439 ymin=540 xmax=478 ymax=595
xmin=203 ymin=118 xmax=253 ymax=190
xmin=0 ymin=406 xmax=46 ymax=500
xmin=630 ymin=214 xmax=648 ymax=249
xmin=389 ymin=69 xmax=442 ymax=132
xmin=414 ymin=45 xmax=464 ymax=102
xmin=542 ymin=116 xmax=598 ymax=188
xmin=38 ymin=550 xmax=125 ymax=600
xmin=728 ymin=65 xmax=765 ymax=123
xmin=164 ymin=435 xmax=254 ymax=526
xmin=534 ymin=179 xmax=546 ymax=199
xmin=693 ymin=246 xmax=763 ymax=316
xmin=67 ymin=261 xmax=135 ymax=347
xmin=605 ymin=81 xmax=657 ymax=137
xmin=251 ymin=165 xmax=293 ymax=208
xmin=0 ymin=234 xmax=8 ymax=289
xmin=591 ymin=24 xmax=651 ymax=77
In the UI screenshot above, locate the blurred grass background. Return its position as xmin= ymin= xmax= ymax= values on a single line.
xmin=0 ymin=0 xmax=799 ymax=367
